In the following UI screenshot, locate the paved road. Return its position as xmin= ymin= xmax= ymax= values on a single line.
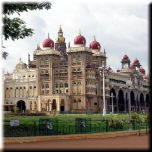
xmin=4 ymin=135 xmax=150 ymax=150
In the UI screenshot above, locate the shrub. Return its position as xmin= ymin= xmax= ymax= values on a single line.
xmin=34 ymin=109 xmax=39 ymax=113
xmin=25 ymin=110 xmax=30 ymax=113
xmin=14 ymin=107 xmax=20 ymax=114
xmin=131 ymin=112 xmax=140 ymax=122
xmin=109 ymin=118 xmax=124 ymax=130
xmin=146 ymin=113 xmax=150 ymax=120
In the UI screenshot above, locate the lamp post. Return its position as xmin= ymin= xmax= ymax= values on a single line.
xmin=110 ymin=92 xmax=115 ymax=114
xmin=126 ymin=80 xmax=132 ymax=130
xmin=99 ymin=61 xmax=106 ymax=116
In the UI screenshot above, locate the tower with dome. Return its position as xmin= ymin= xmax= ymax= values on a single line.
xmin=3 ymin=26 xmax=150 ymax=113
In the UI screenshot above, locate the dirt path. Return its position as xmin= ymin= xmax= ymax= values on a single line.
xmin=4 ymin=135 xmax=150 ymax=150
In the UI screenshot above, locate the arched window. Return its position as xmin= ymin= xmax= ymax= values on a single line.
xmin=41 ymin=85 xmax=44 ymax=89
xmin=46 ymin=84 xmax=49 ymax=88
xmin=60 ymin=83 xmax=63 ymax=88
xmin=56 ymin=83 xmax=58 ymax=88
xmin=65 ymin=83 xmax=68 ymax=88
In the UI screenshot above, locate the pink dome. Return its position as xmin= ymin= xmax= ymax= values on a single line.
xmin=134 ymin=59 xmax=139 ymax=63
xmin=89 ymin=41 xmax=101 ymax=51
xmin=117 ymin=69 xmax=120 ymax=72
xmin=143 ymin=76 xmax=147 ymax=79
xmin=123 ymin=55 xmax=128 ymax=60
xmin=139 ymin=68 xmax=145 ymax=74
xmin=74 ymin=35 xmax=86 ymax=45
xmin=43 ymin=38 xmax=54 ymax=49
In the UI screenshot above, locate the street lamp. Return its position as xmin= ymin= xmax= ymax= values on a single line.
xmin=126 ymin=80 xmax=132 ymax=130
xmin=99 ymin=61 xmax=106 ymax=116
xmin=110 ymin=92 xmax=115 ymax=114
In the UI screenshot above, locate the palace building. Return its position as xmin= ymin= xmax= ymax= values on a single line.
xmin=3 ymin=26 xmax=150 ymax=113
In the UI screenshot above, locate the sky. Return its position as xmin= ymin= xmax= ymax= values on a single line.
xmin=1 ymin=0 xmax=150 ymax=75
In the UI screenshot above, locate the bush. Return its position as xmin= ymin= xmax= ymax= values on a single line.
xmin=131 ymin=112 xmax=140 ymax=122
xmin=14 ymin=107 xmax=20 ymax=114
xmin=109 ymin=118 xmax=124 ymax=130
xmin=25 ymin=110 xmax=30 ymax=113
xmin=146 ymin=113 xmax=150 ymax=120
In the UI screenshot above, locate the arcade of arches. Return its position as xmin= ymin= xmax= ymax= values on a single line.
xmin=108 ymin=88 xmax=150 ymax=113
xmin=41 ymin=98 xmax=65 ymax=112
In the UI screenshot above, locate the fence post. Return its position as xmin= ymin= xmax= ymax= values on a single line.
xmin=138 ymin=120 xmax=141 ymax=136
xmin=34 ymin=121 xmax=36 ymax=136
xmin=106 ymin=120 xmax=109 ymax=132
xmin=146 ymin=119 xmax=147 ymax=135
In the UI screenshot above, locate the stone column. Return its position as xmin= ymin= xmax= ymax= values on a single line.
xmin=116 ymin=91 xmax=119 ymax=113
xmin=38 ymin=96 xmax=41 ymax=112
xmin=144 ymin=93 xmax=146 ymax=112
xmin=57 ymin=99 xmax=60 ymax=112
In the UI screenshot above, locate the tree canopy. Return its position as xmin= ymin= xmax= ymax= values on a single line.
xmin=2 ymin=2 xmax=52 ymax=59
xmin=3 ymin=2 xmax=52 ymax=41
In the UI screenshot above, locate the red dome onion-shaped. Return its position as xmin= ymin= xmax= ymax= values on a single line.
xmin=139 ymin=68 xmax=145 ymax=74
xmin=89 ymin=41 xmax=101 ymax=51
xmin=74 ymin=34 xmax=86 ymax=46
xmin=123 ymin=55 xmax=128 ymax=60
xmin=134 ymin=59 xmax=139 ymax=63
xmin=117 ymin=69 xmax=120 ymax=72
xmin=43 ymin=38 xmax=54 ymax=49
xmin=143 ymin=76 xmax=147 ymax=79
xmin=129 ymin=65 xmax=135 ymax=70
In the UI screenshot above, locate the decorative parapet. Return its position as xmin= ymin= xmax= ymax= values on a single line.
xmin=35 ymin=48 xmax=61 ymax=56
xmin=67 ymin=46 xmax=92 ymax=53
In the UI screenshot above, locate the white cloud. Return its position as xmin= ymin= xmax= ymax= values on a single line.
xmin=2 ymin=0 xmax=149 ymax=75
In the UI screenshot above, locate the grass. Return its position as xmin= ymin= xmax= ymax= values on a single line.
xmin=3 ymin=113 xmax=148 ymax=137
xmin=3 ymin=113 xmax=147 ymax=125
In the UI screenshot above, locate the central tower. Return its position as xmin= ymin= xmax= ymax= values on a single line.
xmin=55 ymin=25 xmax=67 ymax=60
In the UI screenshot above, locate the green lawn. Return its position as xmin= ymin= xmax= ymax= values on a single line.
xmin=3 ymin=113 xmax=148 ymax=137
xmin=3 ymin=113 xmax=147 ymax=125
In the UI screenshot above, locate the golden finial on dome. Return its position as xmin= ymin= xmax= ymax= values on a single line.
xmin=58 ymin=25 xmax=63 ymax=33
xmin=56 ymin=25 xmax=65 ymax=43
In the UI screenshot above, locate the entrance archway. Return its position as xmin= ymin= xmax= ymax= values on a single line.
xmin=130 ymin=91 xmax=135 ymax=112
xmin=52 ymin=99 xmax=56 ymax=110
xmin=118 ymin=90 xmax=125 ymax=112
xmin=146 ymin=94 xmax=149 ymax=112
xmin=60 ymin=99 xmax=65 ymax=112
xmin=17 ymin=100 xmax=26 ymax=112
xmin=140 ymin=93 xmax=145 ymax=111
xmin=109 ymin=88 xmax=117 ymax=113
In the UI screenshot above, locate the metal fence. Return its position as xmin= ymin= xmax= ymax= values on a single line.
xmin=4 ymin=118 xmax=150 ymax=137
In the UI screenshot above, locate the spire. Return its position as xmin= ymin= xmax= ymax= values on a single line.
xmin=68 ymin=42 xmax=70 ymax=48
xmin=37 ymin=43 xmax=40 ymax=50
xmin=94 ymin=35 xmax=96 ymax=41
xmin=20 ymin=57 xmax=21 ymax=61
xmin=59 ymin=25 xmax=63 ymax=33
xmin=48 ymin=33 xmax=50 ymax=38
xmin=28 ymin=53 xmax=30 ymax=62
xmin=79 ymin=29 xmax=81 ymax=35
xmin=104 ymin=48 xmax=106 ymax=54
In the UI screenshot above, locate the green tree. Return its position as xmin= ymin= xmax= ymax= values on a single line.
xmin=2 ymin=2 xmax=52 ymax=59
